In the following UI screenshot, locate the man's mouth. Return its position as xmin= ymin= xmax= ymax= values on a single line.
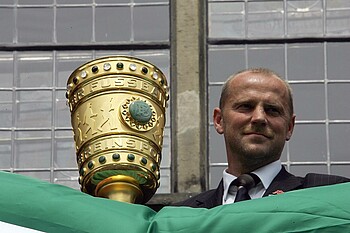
xmin=244 ymin=131 xmax=272 ymax=139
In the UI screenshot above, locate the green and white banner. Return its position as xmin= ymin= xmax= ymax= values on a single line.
xmin=0 ymin=171 xmax=349 ymax=233
xmin=0 ymin=221 xmax=44 ymax=232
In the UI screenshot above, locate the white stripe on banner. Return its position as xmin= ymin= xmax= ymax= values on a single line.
xmin=0 ymin=221 xmax=44 ymax=233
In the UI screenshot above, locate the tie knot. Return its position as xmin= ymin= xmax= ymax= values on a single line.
xmin=233 ymin=173 xmax=260 ymax=191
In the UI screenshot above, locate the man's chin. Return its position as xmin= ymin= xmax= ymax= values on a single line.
xmin=241 ymin=145 xmax=271 ymax=158
xmin=242 ymin=140 xmax=270 ymax=149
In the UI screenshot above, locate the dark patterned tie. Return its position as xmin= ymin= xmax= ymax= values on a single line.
xmin=231 ymin=173 xmax=260 ymax=203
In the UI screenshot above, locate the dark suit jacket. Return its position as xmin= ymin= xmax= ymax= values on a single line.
xmin=173 ymin=166 xmax=350 ymax=209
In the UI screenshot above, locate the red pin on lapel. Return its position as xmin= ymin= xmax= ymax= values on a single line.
xmin=272 ymin=190 xmax=284 ymax=195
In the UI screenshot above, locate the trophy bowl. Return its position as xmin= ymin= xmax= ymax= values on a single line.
xmin=66 ymin=56 xmax=169 ymax=204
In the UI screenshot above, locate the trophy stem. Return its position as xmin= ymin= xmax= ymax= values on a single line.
xmin=95 ymin=175 xmax=143 ymax=203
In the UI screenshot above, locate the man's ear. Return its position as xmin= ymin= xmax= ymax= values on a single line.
xmin=213 ymin=107 xmax=224 ymax=134
xmin=286 ymin=114 xmax=296 ymax=141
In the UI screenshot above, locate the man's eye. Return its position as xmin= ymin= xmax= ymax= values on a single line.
xmin=266 ymin=107 xmax=280 ymax=115
xmin=237 ymin=104 xmax=252 ymax=110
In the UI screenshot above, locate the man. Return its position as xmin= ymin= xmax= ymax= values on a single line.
xmin=175 ymin=68 xmax=349 ymax=208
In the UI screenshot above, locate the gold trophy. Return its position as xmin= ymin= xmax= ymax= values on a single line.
xmin=66 ymin=56 xmax=169 ymax=204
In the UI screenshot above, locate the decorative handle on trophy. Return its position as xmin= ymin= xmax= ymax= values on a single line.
xmin=66 ymin=56 xmax=169 ymax=204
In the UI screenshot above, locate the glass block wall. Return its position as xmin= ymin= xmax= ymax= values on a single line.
xmin=208 ymin=0 xmax=350 ymax=188
xmin=0 ymin=1 xmax=171 ymax=193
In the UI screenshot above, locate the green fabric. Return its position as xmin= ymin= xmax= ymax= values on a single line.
xmin=0 ymin=171 xmax=152 ymax=233
xmin=0 ymin=171 xmax=350 ymax=233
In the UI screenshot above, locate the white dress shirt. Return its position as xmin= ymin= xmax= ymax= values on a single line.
xmin=222 ymin=160 xmax=282 ymax=205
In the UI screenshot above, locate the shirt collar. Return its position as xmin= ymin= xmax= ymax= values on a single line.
xmin=253 ymin=160 xmax=282 ymax=190
xmin=222 ymin=160 xmax=282 ymax=202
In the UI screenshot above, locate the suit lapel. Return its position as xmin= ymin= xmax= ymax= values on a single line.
xmin=194 ymin=180 xmax=224 ymax=208
xmin=264 ymin=166 xmax=303 ymax=196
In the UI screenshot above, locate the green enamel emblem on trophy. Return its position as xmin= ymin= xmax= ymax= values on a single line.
xmin=129 ymin=100 xmax=152 ymax=124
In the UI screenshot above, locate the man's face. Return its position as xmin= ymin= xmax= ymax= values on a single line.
xmin=214 ymin=72 xmax=295 ymax=171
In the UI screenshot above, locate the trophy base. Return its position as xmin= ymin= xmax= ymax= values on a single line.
xmin=95 ymin=175 xmax=143 ymax=203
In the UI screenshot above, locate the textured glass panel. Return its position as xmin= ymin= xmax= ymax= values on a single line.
xmin=287 ymin=43 xmax=324 ymax=80
xmin=56 ymin=52 xmax=93 ymax=87
xmin=0 ymin=52 xmax=13 ymax=87
xmin=165 ymin=102 xmax=171 ymax=128
xmin=280 ymin=143 xmax=288 ymax=163
xmin=327 ymin=42 xmax=350 ymax=80
xmin=17 ymin=52 xmax=53 ymax=88
xmin=18 ymin=0 xmax=53 ymax=4
xmin=328 ymin=83 xmax=350 ymax=120
xmin=0 ymin=0 xmax=14 ymax=4
xmin=289 ymin=164 xmax=327 ymax=177
xmin=134 ymin=0 xmax=168 ymax=3
xmin=16 ymin=91 xmax=52 ymax=128
xmin=54 ymin=130 xmax=75 ymax=168
xmin=17 ymin=7 xmax=53 ymax=43
xmin=56 ymin=7 xmax=92 ymax=43
xmin=0 ymin=138 xmax=11 ymax=169
xmin=247 ymin=1 xmax=284 ymax=38
xmin=160 ymin=127 xmax=170 ymax=167
xmin=95 ymin=0 xmax=129 ymax=3
xmin=157 ymin=168 xmax=170 ymax=193
xmin=56 ymin=90 xmax=71 ymax=128
xmin=15 ymin=131 xmax=51 ymax=169
xmin=291 ymin=83 xmax=325 ymax=120
xmin=134 ymin=5 xmax=169 ymax=41
xmin=326 ymin=0 xmax=350 ymax=8
xmin=17 ymin=171 xmax=50 ymax=182
xmin=208 ymin=85 xmax=221 ymax=122
xmin=95 ymin=50 xmax=131 ymax=58
xmin=0 ymin=131 xmax=11 ymax=140
xmin=95 ymin=6 xmax=131 ymax=42
xmin=208 ymin=45 xmax=246 ymax=82
xmin=209 ymin=125 xmax=226 ymax=164
xmin=209 ymin=166 xmax=225 ymax=189
xmin=326 ymin=1 xmax=350 ymax=36
xmin=287 ymin=1 xmax=323 ymax=37
xmin=0 ymin=7 xmax=14 ymax=43
xmin=133 ymin=50 xmax=170 ymax=80
xmin=329 ymin=123 xmax=350 ymax=161
xmin=289 ymin=124 xmax=327 ymax=162
xmin=53 ymin=171 xmax=79 ymax=189
xmin=208 ymin=2 xmax=245 ymax=38
xmin=56 ymin=0 xmax=91 ymax=4
xmin=247 ymin=44 xmax=285 ymax=75
xmin=330 ymin=165 xmax=350 ymax=178
xmin=0 ymin=91 xmax=12 ymax=128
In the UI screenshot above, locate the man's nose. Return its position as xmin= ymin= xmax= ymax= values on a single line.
xmin=251 ymin=106 xmax=267 ymax=124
